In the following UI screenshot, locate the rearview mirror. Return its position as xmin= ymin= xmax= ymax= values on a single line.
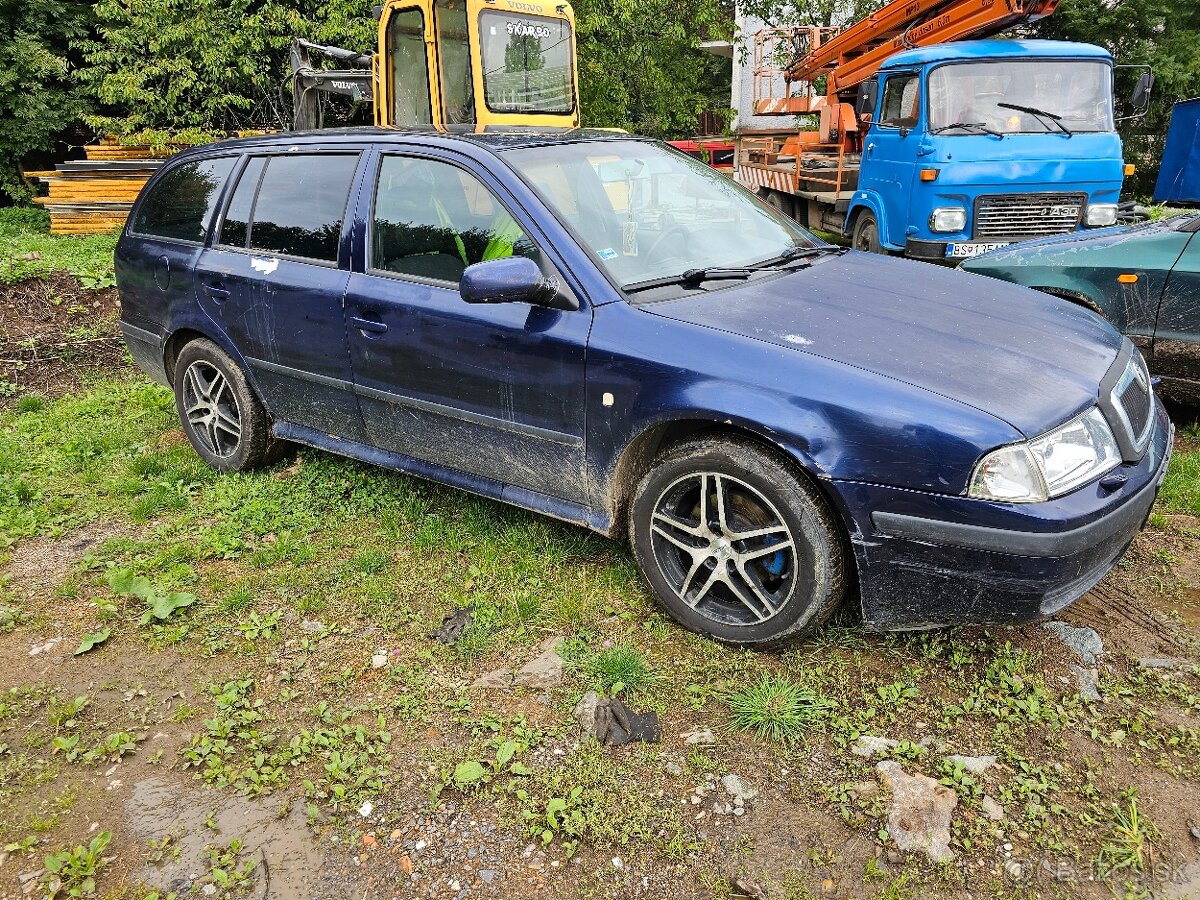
xmin=1131 ymin=71 xmax=1154 ymax=112
xmin=460 ymin=257 xmax=578 ymax=311
xmin=856 ymin=78 xmax=878 ymax=119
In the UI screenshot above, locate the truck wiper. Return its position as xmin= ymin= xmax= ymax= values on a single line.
xmin=930 ymin=121 xmax=1004 ymax=138
xmin=997 ymin=102 xmax=1072 ymax=136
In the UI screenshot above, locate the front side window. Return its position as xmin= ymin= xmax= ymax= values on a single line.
xmin=132 ymin=157 xmax=236 ymax=242
xmin=372 ymin=155 xmax=539 ymax=284
xmin=436 ymin=0 xmax=475 ymax=125
xmin=928 ymin=60 xmax=1114 ymax=134
xmin=478 ymin=11 xmax=573 ymax=114
xmin=389 ymin=8 xmax=433 ymax=125
xmin=505 ymin=140 xmax=819 ymax=291
xmin=879 ymin=73 xmax=920 ymax=128
xmin=218 ymin=153 xmax=360 ymax=262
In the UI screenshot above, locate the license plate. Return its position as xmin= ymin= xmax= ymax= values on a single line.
xmin=946 ymin=241 xmax=1011 ymax=258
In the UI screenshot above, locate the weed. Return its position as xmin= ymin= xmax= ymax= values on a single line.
xmin=42 ymin=830 xmax=112 ymax=897
xmin=583 ymin=645 xmax=653 ymax=695
xmin=1096 ymin=793 xmax=1158 ymax=880
xmin=724 ymin=672 xmax=835 ymax=744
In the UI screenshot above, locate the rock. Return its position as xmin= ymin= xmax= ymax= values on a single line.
xmin=665 ymin=761 xmax=683 ymax=777
xmin=944 ymin=754 xmax=996 ymax=775
xmin=1190 ymin=825 xmax=1200 ymax=840
xmin=981 ymin=796 xmax=1005 ymax=821
xmin=370 ymin=652 xmax=388 ymax=669
xmin=574 ymin=691 xmax=601 ymax=734
xmin=28 ymin=637 xmax=63 ymax=657
xmin=849 ymin=780 xmax=880 ymax=801
xmin=732 ymin=876 xmax=768 ymax=900
xmin=1003 ymin=859 xmax=1025 ymax=881
xmin=1072 ymin=665 xmax=1100 ymax=701
xmin=1041 ymin=621 xmax=1103 ymax=666
xmin=398 ymin=854 xmax=414 ymax=874
xmin=682 ymin=728 xmax=716 ymax=745
xmin=358 ymin=801 xmax=373 ymax=817
xmin=721 ymin=774 xmax=758 ymax=805
xmin=513 ymin=636 xmax=564 ymax=689
xmin=1138 ymin=657 xmax=1190 ymax=670
xmin=472 ymin=669 xmax=511 ymax=689
xmin=851 ymin=735 xmax=899 ymax=758
xmin=479 ymin=869 xmax=496 ymax=884
xmin=301 ymin=619 xmax=326 ymax=633
xmin=876 ymin=761 xmax=958 ymax=863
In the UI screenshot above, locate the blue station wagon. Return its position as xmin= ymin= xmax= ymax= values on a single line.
xmin=116 ymin=128 xmax=1172 ymax=646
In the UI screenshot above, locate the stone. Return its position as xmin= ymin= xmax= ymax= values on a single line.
xmin=301 ymin=619 xmax=326 ymax=633
xmin=944 ymin=754 xmax=996 ymax=775
xmin=479 ymin=869 xmax=496 ymax=884
xmin=513 ymin=637 xmax=564 ymax=689
xmin=573 ymin=691 xmax=601 ymax=734
xmin=1072 ymin=665 xmax=1100 ymax=701
xmin=1138 ymin=657 xmax=1190 ymax=670
xmin=370 ymin=652 xmax=388 ymax=669
xmin=28 ymin=637 xmax=63 ymax=657
xmin=851 ymin=735 xmax=900 ymax=758
xmin=471 ymin=669 xmax=511 ymax=689
xmin=1041 ymin=621 xmax=1103 ymax=666
xmin=876 ymin=761 xmax=958 ymax=863
xmin=682 ymin=728 xmax=716 ymax=745
xmin=849 ymin=780 xmax=880 ymax=801
xmin=1190 ymin=825 xmax=1200 ymax=840
xmin=721 ymin=774 xmax=758 ymax=805
xmin=981 ymin=796 xmax=1005 ymax=821
xmin=665 ymin=761 xmax=683 ymax=777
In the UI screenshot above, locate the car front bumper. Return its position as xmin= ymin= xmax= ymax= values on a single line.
xmin=835 ymin=398 xmax=1173 ymax=630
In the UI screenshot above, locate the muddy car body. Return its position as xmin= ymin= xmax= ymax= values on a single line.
xmin=962 ymin=213 xmax=1200 ymax=403
xmin=116 ymin=128 xmax=1172 ymax=645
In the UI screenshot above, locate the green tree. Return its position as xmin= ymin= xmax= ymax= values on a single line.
xmin=0 ymin=0 xmax=91 ymax=200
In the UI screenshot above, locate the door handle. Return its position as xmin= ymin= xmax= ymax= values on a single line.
xmin=203 ymin=281 xmax=230 ymax=303
xmin=349 ymin=315 xmax=388 ymax=335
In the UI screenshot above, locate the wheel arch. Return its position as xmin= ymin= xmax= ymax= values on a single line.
xmin=845 ymin=193 xmax=890 ymax=248
xmin=1030 ymin=285 xmax=1107 ymax=318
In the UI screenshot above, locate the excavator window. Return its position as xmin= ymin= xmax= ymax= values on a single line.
xmin=388 ymin=8 xmax=433 ymax=125
xmin=478 ymin=11 xmax=574 ymax=114
xmin=879 ymin=72 xmax=920 ymax=129
xmin=435 ymin=0 xmax=476 ymax=126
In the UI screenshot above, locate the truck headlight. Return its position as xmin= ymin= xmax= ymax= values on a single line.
xmin=1086 ymin=203 xmax=1118 ymax=227
xmin=929 ymin=206 xmax=967 ymax=233
xmin=969 ymin=408 xmax=1122 ymax=502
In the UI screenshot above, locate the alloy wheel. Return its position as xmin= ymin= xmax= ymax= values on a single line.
xmin=649 ymin=472 xmax=799 ymax=627
xmin=182 ymin=360 xmax=242 ymax=458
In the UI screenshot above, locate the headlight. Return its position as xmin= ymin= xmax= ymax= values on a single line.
xmin=969 ymin=408 xmax=1121 ymax=502
xmin=1086 ymin=203 xmax=1118 ymax=227
xmin=929 ymin=206 xmax=967 ymax=233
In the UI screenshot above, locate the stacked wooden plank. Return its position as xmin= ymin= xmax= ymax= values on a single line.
xmin=27 ymin=142 xmax=173 ymax=235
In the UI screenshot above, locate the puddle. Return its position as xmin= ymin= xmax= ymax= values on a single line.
xmin=125 ymin=775 xmax=334 ymax=898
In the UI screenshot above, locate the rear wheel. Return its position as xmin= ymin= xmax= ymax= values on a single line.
xmin=173 ymin=338 xmax=285 ymax=473
xmin=852 ymin=211 xmax=884 ymax=253
xmin=628 ymin=438 xmax=845 ymax=647
xmin=760 ymin=189 xmax=796 ymax=221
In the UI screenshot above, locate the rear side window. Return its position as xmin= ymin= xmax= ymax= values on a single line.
xmin=132 ymin=157 xmax=236 ymax=242
xmin=218 ymin=153 xmax=360 ymax=262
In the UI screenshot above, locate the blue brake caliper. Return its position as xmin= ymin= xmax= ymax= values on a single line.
xmin=760 ymin=534 xmax=785 ymax=577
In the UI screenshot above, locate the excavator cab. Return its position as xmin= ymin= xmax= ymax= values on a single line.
xmin=292 ymin=0 xmax=578 ymax=131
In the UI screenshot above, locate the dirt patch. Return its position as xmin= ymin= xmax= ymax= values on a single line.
xmin=6 ymin=520 xmax=129 ymax=593
xmin=0 ymin=273 xmax=127 ymax=406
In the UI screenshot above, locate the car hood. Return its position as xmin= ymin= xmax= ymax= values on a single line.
xmin=644 ymin=251 xmax=1122 ymax=438
xmin=962 ymin=214 xmax=1198 ymax=266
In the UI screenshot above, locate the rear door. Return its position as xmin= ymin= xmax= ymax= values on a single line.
xmin=859 ymin=71 xmax=921 ymax=247
xmin=196 ymin=150 xmax=368 ymax=442
xmin=1151 ymin=219 xmax=1200 ymax=379
xmin=342 ymin=148 xmax=592 ymax=504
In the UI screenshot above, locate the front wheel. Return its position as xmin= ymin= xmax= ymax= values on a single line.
xmin=852 ymin=211 xmax=884 ymax=254
xmin=628 ymin=438 xmax=845 ymax=647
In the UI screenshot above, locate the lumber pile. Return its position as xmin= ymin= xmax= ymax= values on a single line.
xmin=26 ymin=142 xmax=173 ymax=235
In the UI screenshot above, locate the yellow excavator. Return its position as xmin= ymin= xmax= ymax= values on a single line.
xmin=289 ymin=0 xmax=580 ymax=131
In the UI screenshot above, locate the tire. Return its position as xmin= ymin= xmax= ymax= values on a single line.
xmin=628 ymin=437 xmax=846 ymax=648
xmin=760 ymin=189 xmax=795 ymax=221
xmin=172 ymin=338 xmax=285 ymax=473
xmin=852 ymin=211 xmax=884 ymax=254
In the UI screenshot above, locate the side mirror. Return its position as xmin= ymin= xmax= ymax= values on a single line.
xmin=856 ymin=79 xmax=878 ymax=118
xmin=459 ymin=256 xmax=578 ymax=311
xmin=1131 ymin=71 xmax=1154 ymax=112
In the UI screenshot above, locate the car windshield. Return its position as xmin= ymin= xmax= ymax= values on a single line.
xmin=928 ymin=60 xmax=1114 ymax=134
xmin=479 ymin=11 xmax=574 ymax=114
xmin=503 ymin=139 xmax=821 ymax=289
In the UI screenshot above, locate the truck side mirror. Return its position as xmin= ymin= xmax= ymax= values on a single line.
xmin=1131 ymin=72 xmax=1154 ymax=112
xmin=856 ymin=79 xmax=878 ymax=119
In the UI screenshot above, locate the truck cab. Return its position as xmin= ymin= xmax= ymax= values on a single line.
xmin=848 ymin=40 xmax=1124 ymax=261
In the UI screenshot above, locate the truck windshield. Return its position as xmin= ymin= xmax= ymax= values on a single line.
xmin=928 ymin=60 xmax=1114 ymax=134
xmin=479 ymin=11 xmax=574 ymax=114
xmin=504 ymin=140 xmax=820 ymax=290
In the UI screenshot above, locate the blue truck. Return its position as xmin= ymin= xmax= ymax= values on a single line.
xmin=736 ymin=0 xmax=1150 ymax=262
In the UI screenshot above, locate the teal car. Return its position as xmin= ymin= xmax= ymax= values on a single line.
xmin=963 ymin=212 xmax=1200 ymax=402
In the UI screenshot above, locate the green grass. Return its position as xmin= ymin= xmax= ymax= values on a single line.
xmin=1159 ymin=422 xmax=1200 ymax=515
xmin=724 ymin=672 xmax=835 ymax=745
xmin=0 ymin=208 xmax=118 ymax=286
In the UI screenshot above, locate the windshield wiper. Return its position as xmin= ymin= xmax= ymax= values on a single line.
xmin=931 ymin=121 xmax=1004 ymax=138
xmin=622 ymin=245 xmax=847 ymax=294
xmin=997 ymin=102 xmax=1072 ymax=136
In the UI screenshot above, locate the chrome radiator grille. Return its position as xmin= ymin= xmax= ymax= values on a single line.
xmin=1116 ymin=353 xmax=1153 ymax=450
xmin=972 ymin=193 xmax=1086 ymax=241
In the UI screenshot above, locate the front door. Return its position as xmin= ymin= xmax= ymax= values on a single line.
xmin=860 ymin=71 xmax=921 ymax=248
xmin=195 ymin=151 xmax=368 ymax=442
xmin=342 ymin=151 xmax=591 ymax=503
xmin=1151 ymin=222 xmax=1200 ymax=379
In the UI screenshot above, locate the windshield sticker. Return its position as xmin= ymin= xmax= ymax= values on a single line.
xmin=250 ymin=257 xmax=280 ymax=275
xmin=597 ymin=248 xmax=618 ymax=261
xmin=622 ymin=220 xmax=639 ymax=257
xmin=507 ymin=20 xmax=552 ymax=39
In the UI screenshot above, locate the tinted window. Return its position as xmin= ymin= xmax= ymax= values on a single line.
xmin=235 ymin=154 xmax=359 ymax=262
xmin=218 ymin=156 xmax=266 ymax=249
xmin=372 ymin=155 xmax=539 ymax=283
xmin=132 ymin=157 xmax=236 ymax=242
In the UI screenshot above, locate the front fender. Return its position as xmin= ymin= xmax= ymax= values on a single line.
xmin=845 ymin=192 xmax=897 ymax=250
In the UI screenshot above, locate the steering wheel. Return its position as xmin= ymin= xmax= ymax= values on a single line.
xmin=643 ymin=224 xmax=691 ymax=264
